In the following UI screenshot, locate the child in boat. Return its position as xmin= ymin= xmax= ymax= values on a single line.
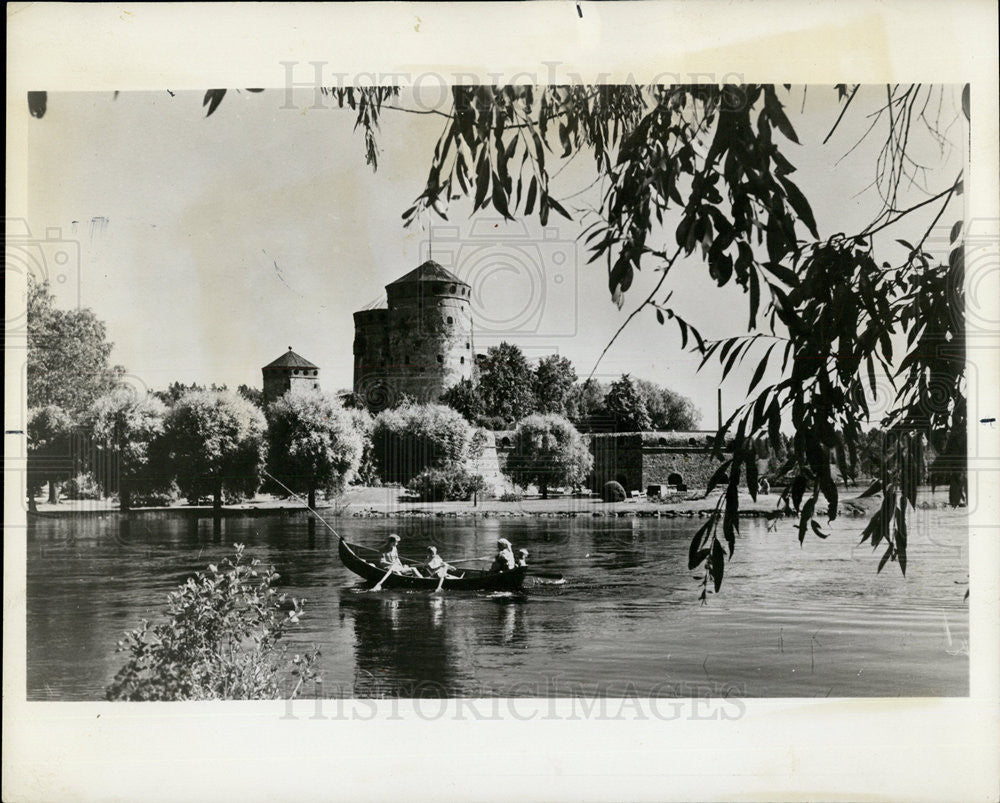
xmin=490 ymin=538 xmax=516 ymax=573
xmin=515 ymin=549 xmax=528 ymax=567
xmin=423 ymin=546 xmax=460 ymax=579
xmin=379 ymin=534 xmax=421 ymax=577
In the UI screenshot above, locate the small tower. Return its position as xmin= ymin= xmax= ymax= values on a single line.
xmin=262 ymin=347 xmax=320 ymax=404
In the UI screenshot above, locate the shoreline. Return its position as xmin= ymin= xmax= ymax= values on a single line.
xmin=21 ymin=486 xmax=949 ymax=521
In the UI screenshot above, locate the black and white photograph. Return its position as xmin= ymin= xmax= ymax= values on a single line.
xmin=5 ymin=3 xmax=999 ymax=801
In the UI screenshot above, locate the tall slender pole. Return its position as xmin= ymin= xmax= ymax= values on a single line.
xmin=717 ymin=388 xmax=722 ymax=430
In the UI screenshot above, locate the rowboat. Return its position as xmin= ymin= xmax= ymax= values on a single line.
xmin=338 ymin=539 xmax=528 ymax=591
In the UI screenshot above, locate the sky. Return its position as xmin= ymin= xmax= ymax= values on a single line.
xmin=26 ymin=85 xmax=966 ymax=425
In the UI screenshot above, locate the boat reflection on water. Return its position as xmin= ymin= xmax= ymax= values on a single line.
xmin=341 ymin=590 xmax=475 ymax=697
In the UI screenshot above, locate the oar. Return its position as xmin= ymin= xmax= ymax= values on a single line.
xmin=447 ymin=555 xmax=492 ymax=565
xmin=372 ymin=565 xmax=394 ymax=592
xmin=261 ymin=470 xmax=342 ymax=540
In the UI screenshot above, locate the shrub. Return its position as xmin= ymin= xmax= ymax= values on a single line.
xmin=602 ymin=480 xmax=626 ymax=503
xmin=499 ymin=490 xmax=524 ymax=502
xmin=106 ymin=544 xmax=319 ymax=701
xmin=372 ymin=403 xmax=472 ymax=485
xmin=61 ymin=472 xmax=103 ymax=500
xmin=407 ymin=464 xmax=488 ymax=501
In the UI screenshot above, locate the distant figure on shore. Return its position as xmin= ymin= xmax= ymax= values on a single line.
xmin=490 ymin=538 xmax=516 ymax=573
xmin=515 ymin=549 xmax=529 ymax=568
xmin=379 ymin=534 xmax=421 ymax=577
xmin=758 ymin=477 xmax=770 ymax=496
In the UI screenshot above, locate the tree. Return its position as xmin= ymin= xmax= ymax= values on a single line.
xmin=533 ymin=354 xmax=577 ymax=416
xmin=504 ymin=414 xmax=593 ymax=499
xmin=604 ymin=375 xmax=652 ymax=432
xmin=566 ymin=378 xmax=609 ymax=431
xmin=634 ymin=378 xmax=701 ymax=430
xmin=440 ymin=377 xmax=485 ymax=423
xmin=153 ymin=382 xmax=229 ymax=406
xmin=265 ymin=389 xmax=365 ymax=508
xmin=477 ymin=342 xmax=536 ymax=424
xmin=27 ymin=277 xmax=124 ymax=416
xmin=371 ymin=403 xmax=472 ymax=485
xmin=237 ymin=384 xmax=265 ymax=409
xmin=87 ymin=388 xmax=169 ymax=511
xmin=26 ymin=405 xmax=75 ymax=509
xmin=161 ymin=390 xmax=267 ymax=509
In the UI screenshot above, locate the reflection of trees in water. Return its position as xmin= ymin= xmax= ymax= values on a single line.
xmin=345 ymin=592 xmax=471 ymax=697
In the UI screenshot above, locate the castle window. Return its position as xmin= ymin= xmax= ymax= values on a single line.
xmin=436 ymin=354 xmax=443 ymax=363
xmin=688 ymin=437 xmax=697 ymax=446
xmin=405 ymin=355 xmax=410 ymax=364
xmin=449 ymin=284 xmax=456 ymax=293
xmin=466 ymin=342 xmax=470 ymax=349
xmin=447 ymin=316 xmax=453 ymax=325
xmin=460 ymin=356 xmax=465 ymax=364
xmin=658 ymin=437 xmax=667 ymax=446
xmin=294 ymin=369 xmax=300 ymax=375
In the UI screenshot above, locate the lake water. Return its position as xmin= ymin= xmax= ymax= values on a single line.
xmin=26 ymin=500 xmax=969 ymax=700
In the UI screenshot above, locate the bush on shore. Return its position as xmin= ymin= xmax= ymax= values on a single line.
xmin=406 ymin=464 xmax=488 ymax=502
xmin=106 ymin=544 xmax=319 ymax=701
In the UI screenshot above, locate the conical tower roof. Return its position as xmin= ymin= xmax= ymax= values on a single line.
xmin=263 ymin=347 xmax=318 ymax=369
xmin=387 ymin=260 xmax=467 ymax=287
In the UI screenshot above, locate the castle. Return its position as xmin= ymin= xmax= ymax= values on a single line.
xmin=352 ymin=260 xmax=475 ymax=411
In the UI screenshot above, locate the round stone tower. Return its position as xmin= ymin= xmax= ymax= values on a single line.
xmin=352 ymin=260 xmax=474 ymax=411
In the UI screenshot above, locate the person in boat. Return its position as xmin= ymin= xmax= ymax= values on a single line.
xmin=515 ymin=548 xmax=529 ymax=568
xmin=423 ymin=546 xmax=460 ymax=579
xmin=379 ymin=534 xmax=421 ymax=577
xmin=490 ymin=538 xmax=516 ymax=573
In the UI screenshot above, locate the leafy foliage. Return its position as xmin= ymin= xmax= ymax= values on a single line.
xmin=476 ymin=342 xmax=537 ymax=425
xmin=633 ymin=378 xmax=701 ymax=430
xmin=266 ymin=389 xmax=365 ymax=504
xmin=86 ymin=388 xmax=170 ymax=511
xmin=153 ymin=381 xmax=230 ymax=406
xmin=27 ymin=278 xmax=125 ymax=416
xmin=566 ymin=378 xmax=611 ymax=431
xmin=504 ymin=414 xmax=593 ymax=498
xmin=603 ymin=374 xmax=653 ymax=431
xmin=440 ymin=377 xmax=485 ymax=423
xmin=26 ymin=405 xmax=75 ymax=507
xmin=406 ymin=464 xmax=488 ymax=501
xmin=371 ymin=403 xmax=472 ymax=485
xmin=161 ymin=390 xmax=267 ymax=507
xmin=533 ymin=354 xmax=578 ymax=415
xmin=106 ymin=545 xmax=319 ymax=701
